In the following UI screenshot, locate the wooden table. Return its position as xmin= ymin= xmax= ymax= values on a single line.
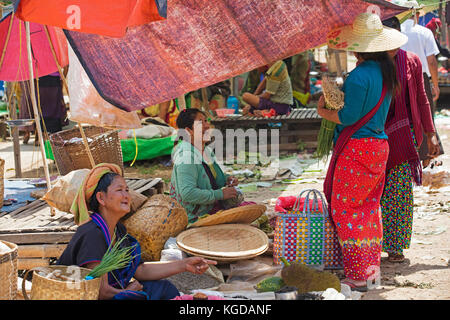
xmin=210 ymin=108 xmax=322 ymax=154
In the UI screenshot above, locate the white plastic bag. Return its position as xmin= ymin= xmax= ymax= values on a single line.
xmin=67 ymin=45 xmax=142 ymax=130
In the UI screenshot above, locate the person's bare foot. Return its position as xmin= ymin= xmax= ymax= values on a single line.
xmin=341 ymin=278 xmax=368 ymax=292
xmin=422 ymin=158 xmax=431 ymax=168
xmin=23 ymin=131 xmax=30 ymax=144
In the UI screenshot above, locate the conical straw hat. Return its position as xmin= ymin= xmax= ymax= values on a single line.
xmin=327 ymin=13 xmax=408 ymax=52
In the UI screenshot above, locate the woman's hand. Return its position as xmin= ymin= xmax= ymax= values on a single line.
xmin=227 ymin=176 xmax=239 ymax=187
xmin=317 ymin=95 xmax=326 ymax=117
xmin=125 ymin=280 xmax=143 ymax=292
xmin=426 ymin=132 xmax=440 ymax=158
xmin=183 ymin=257 xmax=217 ymax=275
xmin=222 ymin=186 xmax=238 ymax=200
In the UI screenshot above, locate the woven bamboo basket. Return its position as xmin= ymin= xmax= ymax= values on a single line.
xmin=0 ymin=158 xmax=4 ymax=209
xmin=0 ymin=240 xmax=18 ymax=300
xmin=49 ymin=126 xmax=124 ymax=176
xmin=176 ymin=224 xmax=269 ymax=259
xmin=22 ymin=265 xmax=100 ymax=300
xmin=190 ymin=204 xmax=266 ymax=228
xmin=123 ymin=195 xmax=188 ymax=261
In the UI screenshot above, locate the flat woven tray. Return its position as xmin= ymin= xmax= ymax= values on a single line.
xmin=176 ymin=224 xmax=268 ymax=258
xmin=180 ymin=245 xmax=268 ymax=262
xmin=189 ymin=204 xmax=266 ymax=228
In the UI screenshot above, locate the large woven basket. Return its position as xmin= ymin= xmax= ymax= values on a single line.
xmin=49 ymin=126 xmax=124 ymax=176
xmin=22 ymin=265 xmax=100 ymax=300
xmin=123 ymin=194 xmax=188 ymax=261
xmin=176 ymin=224 xmax=269 ymax=261
xmin=0 ymin=158 xmax=4 ymax=209
xmin=0 ymin=240 xmax=18 ymax=300
xmin=190 ymin=204 xmax=266 ymax=228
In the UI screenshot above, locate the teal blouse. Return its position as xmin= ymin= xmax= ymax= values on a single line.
xmin=169 ymin=140 xmax=227 ymax=223
xmin=334 ymin=60 xmax=392 ymax=143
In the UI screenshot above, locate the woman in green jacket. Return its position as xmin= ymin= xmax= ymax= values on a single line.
xmin=169 ymin=109 xmax=241 ymax=223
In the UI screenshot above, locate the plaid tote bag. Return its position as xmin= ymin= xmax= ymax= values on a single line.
xmin=273 ymin=189 xmax=343 ymax=269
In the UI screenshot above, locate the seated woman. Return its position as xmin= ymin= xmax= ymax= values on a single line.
xmin=57 ymin=163 xmax=216 ymax=300
xmin=241 ymin=60 xmax=293 ymax=117
xmin=169 ymin=109 xmax=253 ymax=224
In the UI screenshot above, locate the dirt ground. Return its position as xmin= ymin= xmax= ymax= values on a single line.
xmin=1 ymin=115 xmax=449 ymax=300
xmin=241 ymin=115 xmax=450 ymax=300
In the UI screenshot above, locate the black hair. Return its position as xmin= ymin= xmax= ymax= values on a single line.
xmin=89 ymin=172 xmax=121 ymax=213
xmin=356 ymin=51 xmax=400 ymax=95
xmin=382 ymin=16 xmax=401 ymax=31
xmin=176 ymin=108 xmax=206 ymax=130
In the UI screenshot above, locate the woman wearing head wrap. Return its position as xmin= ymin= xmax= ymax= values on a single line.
xmin=58 ymin=163 xmax=216 ymax=300
xmin=320 ymin=13 xmax=408 ymax=291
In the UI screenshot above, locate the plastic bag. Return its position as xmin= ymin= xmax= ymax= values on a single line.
xmin=67 ymin=46 xmax=142 ymax=130
xmin=227 ymin=258 xmax=282 ymax=285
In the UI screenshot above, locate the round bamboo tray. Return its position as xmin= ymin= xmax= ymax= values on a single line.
xmin=181 ymin=245 xmax=268 ymax=262
xmin=176 ymin=224 xmax=269 ymax=259
xmin=0 ymin=240 xmax=18 ymax=300
xmin=22 ymin=265 xmax=100 ymax=300
xmin=190 ymin=204 xmax=266 ymax=228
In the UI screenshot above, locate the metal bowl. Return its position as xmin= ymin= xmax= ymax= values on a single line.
xmin=5 ymin=119 xmax=35 ymax=127
xmin=275 ymin=287 xmax=298 ymax=300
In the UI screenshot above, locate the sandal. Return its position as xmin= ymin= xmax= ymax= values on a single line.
xmin=341 ymin=280 xmax=368 ymax=293
xmin=388 ymin=253 xmax=405 ymax=263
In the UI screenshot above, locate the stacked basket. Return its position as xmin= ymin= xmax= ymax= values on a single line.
xmin=0 ymin=240 xmax=18 ymax=300
xmin=49 ymin=126 xmax=124 ymax=176
xmin=176 ymin=204 xmax=269 ymax=262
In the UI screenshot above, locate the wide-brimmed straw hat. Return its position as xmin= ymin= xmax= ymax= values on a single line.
xmin=326 ymin=12 xmax=408 ymax=52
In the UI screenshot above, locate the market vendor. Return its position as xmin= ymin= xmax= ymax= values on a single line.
xmin=241 ymin=60 xmax=293 ymax=117
xmin=169 ymin=109 xmax=254 ymax=223
xmin=57 ymin=163 xmax=216 ymax=300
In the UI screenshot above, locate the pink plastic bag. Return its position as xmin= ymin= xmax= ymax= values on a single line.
xmin=275 ymin=196 xmax=324 ymax=213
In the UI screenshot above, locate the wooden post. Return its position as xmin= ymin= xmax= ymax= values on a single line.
xmin=25 ymin=22 xmax=52 ymax=192
xmin=43 ymin=26 xmax=95 ymax=169
xmin=9 ymin=83 xmax=21 ymax=178
xmin=177 ymin=94 xmax=186 ymax=111
xmin=201 ymin=87 xmax=212 ymax=118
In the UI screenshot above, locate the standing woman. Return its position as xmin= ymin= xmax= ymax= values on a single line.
xmin=380 ymin=17 xmax=440 ymax=263
xmin=319 ymin=13 xmax=407 ymax=291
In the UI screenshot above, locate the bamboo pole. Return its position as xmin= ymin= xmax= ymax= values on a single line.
xmin=9 ymin=83 xmax=22 ymax=178
xmin=0 ymin=15 xmax=22 ymax=177
xmin=43 ymin=26 xmax=95 ymax=169
xmin=24 ymin=22 xmax=52 ymax=192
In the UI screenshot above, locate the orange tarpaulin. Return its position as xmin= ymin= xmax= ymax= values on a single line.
xmin=15 ymin=0 xmax=164 ymax=37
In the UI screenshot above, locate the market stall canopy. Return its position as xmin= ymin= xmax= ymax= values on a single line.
xmin=64 ymin=0 xmax=410 ymax=112
xmin=387 ymin=0 xmax=442 ymax=22
xmin=0 ymin=13 xmax=68 ymax=81
xmin=11 ymin=0 xmax=166 ymax=38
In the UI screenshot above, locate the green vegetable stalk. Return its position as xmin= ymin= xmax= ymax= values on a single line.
xmin=86 ymin=234 xmax=137 ymax=280
xmin=315 ymin=118 xmax=336 ymax=161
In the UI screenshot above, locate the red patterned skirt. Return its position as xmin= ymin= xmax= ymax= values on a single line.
xmin=330 ymin=138 xmax=389 ymax=281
